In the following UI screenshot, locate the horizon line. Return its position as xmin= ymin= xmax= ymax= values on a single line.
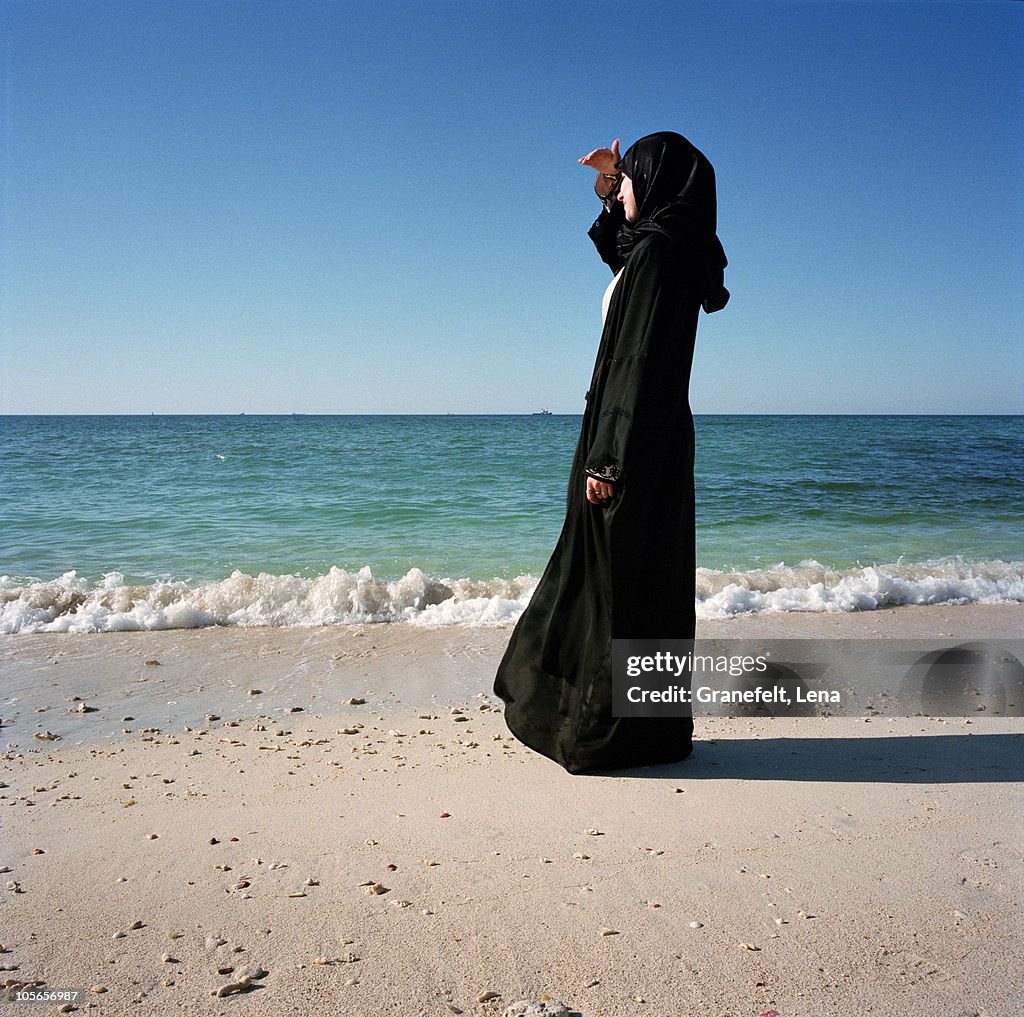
xmin=2 ymin=411 xmax=1022 ymax=419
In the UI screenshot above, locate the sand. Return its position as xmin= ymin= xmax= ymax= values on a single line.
xmin=2 ymin=604 xmax=1022 ymax=1016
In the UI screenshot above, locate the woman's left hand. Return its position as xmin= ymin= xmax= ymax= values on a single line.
xmin=586 ymin=477 xmax=615 ymax=505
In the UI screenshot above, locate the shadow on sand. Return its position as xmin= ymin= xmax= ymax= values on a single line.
xmin=587 ymin=732 xmax=1024 ymax=783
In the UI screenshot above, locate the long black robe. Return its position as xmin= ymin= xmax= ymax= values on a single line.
xmin=492 ymin=226 xmax=701 ymax=774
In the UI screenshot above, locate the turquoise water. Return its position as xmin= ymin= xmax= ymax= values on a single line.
xmin=1 ymin=414 xmax=1021 ymax=630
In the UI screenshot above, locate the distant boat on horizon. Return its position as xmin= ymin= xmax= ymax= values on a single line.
xmin=532 ymin=408 xmax=553 ymax=416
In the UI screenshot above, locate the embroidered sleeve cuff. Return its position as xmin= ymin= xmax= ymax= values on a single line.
xmin=585 ymin=464 xmax=620 ymax=483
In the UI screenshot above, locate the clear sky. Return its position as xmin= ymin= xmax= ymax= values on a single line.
xmin=2 ymin=0 xmax=1021 ymax=414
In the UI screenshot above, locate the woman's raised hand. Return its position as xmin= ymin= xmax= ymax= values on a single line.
xmin=578 ymin=138 xmax=621 ymax=176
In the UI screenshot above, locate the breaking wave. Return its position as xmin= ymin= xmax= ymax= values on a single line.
xmin=1 ymin=559 xmax=1022 ymax=633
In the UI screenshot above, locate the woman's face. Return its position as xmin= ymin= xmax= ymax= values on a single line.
xmin=619 ymin=172 xmax=638 ymax=223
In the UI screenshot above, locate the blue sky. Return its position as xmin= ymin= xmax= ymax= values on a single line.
xmin=2 ymin=0 xmax=1021 ymax=414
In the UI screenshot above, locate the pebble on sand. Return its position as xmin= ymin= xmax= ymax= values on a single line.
xmin=212 ymin=964 xmax=267 ymax=997
xmin=501 ymin=1001 xmax=571 ymax=1017
xmin=213 ymin=977 xmax=252 ymax=997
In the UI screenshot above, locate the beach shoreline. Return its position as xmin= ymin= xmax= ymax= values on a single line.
xmin=3 ymin=602 xmax=1022 ymax=746
xmin=3 ymin=603 xmax=1022 ymax=1015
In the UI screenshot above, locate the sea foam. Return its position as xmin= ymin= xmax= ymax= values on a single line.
xmin=695 ymin=559 xmax=1024 ymax=618
xmin=1 ymin=559 xmax=1022 ymax=633
xmin=0 ymin=567 xmax=536 ymax=633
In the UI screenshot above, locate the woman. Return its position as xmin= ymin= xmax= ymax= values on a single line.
xmin=493 ymin=131 xmax=729 ymax=774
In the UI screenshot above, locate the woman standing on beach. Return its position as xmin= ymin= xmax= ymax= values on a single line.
xmin=493 ymin=131 xmax=729 ymax=774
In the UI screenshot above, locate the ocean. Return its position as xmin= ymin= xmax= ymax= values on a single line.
xmin=1 ymin=414 xmax=1021 ymax=632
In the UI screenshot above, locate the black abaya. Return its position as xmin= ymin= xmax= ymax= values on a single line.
xmin=493 ymin=132 xmax=727 ymax=774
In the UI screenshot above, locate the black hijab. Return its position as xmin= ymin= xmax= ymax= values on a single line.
xmin=616 ymin=131 xmax=730 ymax=312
